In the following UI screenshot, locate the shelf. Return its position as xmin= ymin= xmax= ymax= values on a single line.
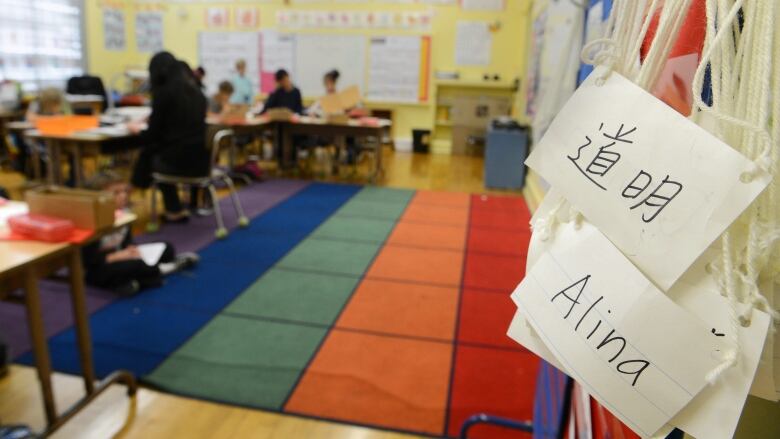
xmin=435 ymin=80 xmax=517 ymax=90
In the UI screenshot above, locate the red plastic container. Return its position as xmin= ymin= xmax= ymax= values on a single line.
xmin=8 ymin=213 xmax=75 ymax=242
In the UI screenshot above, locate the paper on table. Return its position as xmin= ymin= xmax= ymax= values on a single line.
xmin=138 ymin=243 xmax=166 ymax=266
xmin=514 ymin=227 xmax=730 ymax=437
xmin=525 ymin=67 xmax=770 ymax=291
xmin=665 ymin=251 xmax=771 ymax=439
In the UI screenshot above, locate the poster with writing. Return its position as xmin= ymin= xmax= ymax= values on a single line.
xmin=525 ymin=67 xmax=770 ymax=291
xmin=102 ymin=8 xmax=125 ymax=51
xmin=513 ymin=226 xmax=731 ymax=436
xmin=198 ymin=31 xmax=259 ymax=95
xmin=368 ymin=36 xmax=430 ymax=103
xmin=455 ymin=21 xmax=491 ymax=66
xmin=135 ymin=12 xmax=163 ymax=54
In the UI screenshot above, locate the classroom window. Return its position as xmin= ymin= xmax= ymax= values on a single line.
xmin=0 ymin=0 xmax=84 ymax=92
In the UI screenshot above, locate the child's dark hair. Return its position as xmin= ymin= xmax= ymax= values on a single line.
xmin=275 ymin=69 xmax=289 ymax=82
xmin=324 ymin=69 xmax=340 ymax=82
xmin=218 ymin=80 xmax=234 ymax=94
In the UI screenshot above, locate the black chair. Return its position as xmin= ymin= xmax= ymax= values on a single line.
xmin=66 ymin=75 xmax=108 ymax=114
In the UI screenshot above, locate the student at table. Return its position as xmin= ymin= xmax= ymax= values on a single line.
xmin=208 ymin=81 xmax=235 ymax=117
xmin=306 ymin=69 xmax=339 ymax=118
xmin=261 ymin=69 xmax=303 ymax=115
xmin=230 ymin=59 xmax=254 ymax=105
xmin=129 ymin=51 xmax=209 ymax=223
xmin=15 ymin=88 xmax=74 ymax=179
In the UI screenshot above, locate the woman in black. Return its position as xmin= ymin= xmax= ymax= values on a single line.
xmin=130 ymin=52 xmax=209 ymax=222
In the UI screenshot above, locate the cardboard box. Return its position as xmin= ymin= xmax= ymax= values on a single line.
xmin=26 ymin=186 xmax=115 ymax=230
xmin=265 ymin=108 xmax=294 ymax=121
xmin=452 ymin=126 xmax=486 ymax=156
xmin=319 ymin=85 xmax=362 ymax=115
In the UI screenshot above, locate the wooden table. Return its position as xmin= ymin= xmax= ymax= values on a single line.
xmin=0 ymin=208 xmax=137 ymax=435
xmin=23 ymin=130 xmax=140 ymax=187
xmin=282 ymin=117 xmax=391 ymax=182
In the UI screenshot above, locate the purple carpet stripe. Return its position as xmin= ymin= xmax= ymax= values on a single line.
xmin=0 ymin=179 xmax=309 ymax=358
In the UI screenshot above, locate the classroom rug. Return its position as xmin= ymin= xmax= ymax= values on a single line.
xmin=14 ymin=184 xmax=539 ymax=438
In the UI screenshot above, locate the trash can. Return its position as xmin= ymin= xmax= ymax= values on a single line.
xmin=484 ymin=120 xmax=529 ymax=189
xmin=412 ymin=129 xmax=431 ymax=153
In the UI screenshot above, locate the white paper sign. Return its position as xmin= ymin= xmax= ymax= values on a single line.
xmin=513 ymin=227 xmax=730 ymax=437
xmin=135 ymin=12 xmax=164 ymax=53
xmin=102 ymin=9 xmax=126 ymax=51
xmin=368 ymin=36 xmax=422 ymax=103
xmin=525 ymin=67 xmax=770 ymax=291
xmin=461 ymin=0 xmax=504 ymax=11
xmin=665 ymin=253 xmax=771 ymax=439
xmin=455 ymin=21 xmax=491 ymax=66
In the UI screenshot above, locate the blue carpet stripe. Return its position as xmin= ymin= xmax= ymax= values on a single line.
xmin=17 ymin=183 xmax=362 ymax=377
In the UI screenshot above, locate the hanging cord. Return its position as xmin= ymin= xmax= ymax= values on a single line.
xmin=696 ymin=0 xmax=778 ymax=383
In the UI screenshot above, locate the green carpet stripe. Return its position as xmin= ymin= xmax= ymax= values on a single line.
xmin=147 ymin=187 xmax=414 ymax=410
xmin=146 ymin=315 xmax=327 ymax=410
xmin=225 ymin=269 xmax=361 ymax=325
xmin=310 ymin=216 xmax=397 ymax=242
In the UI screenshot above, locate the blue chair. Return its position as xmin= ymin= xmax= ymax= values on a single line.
xmin=459 ymin=360 xmax=573 ymax=439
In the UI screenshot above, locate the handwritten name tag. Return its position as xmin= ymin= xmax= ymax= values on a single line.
xmin=666 ymin=251 xmax=771 ymax=439
xmin=513 ymin=226 xmax=730 ymax=437
xmin=525 ymin=67 xmax=770 ymax=290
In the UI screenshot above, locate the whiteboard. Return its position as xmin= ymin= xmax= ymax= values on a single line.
xmin=293 ymin=34 xmax=366 ymax=98
xmin=198 ymin=31 xmax=260 ymax=95
xmin=367 ymin=36 xmax=422 ymax=103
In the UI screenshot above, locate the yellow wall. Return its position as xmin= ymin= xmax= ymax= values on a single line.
xmin=85 ymin=0 xmax=530 ymax=146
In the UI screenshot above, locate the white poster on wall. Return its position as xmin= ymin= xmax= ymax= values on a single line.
xmin=135 ymin=12 xmax=164 ymax=53
xmin=259 ymin=31 xmax=296 ymax=94
xmin=368 ymin=36 xmax=421 ymax=103
xmin=455 ymin=21 xmax=491 ymax=66
xmin=199 ymin=31 xmax=259 ymax=95
xmin=102 ymin=9 xmax=126 ymax=51
xmin=461 ymin=0 xmax=504 ymax=11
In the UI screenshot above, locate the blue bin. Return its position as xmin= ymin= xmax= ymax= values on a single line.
xmin=484 ymin=124 xmax=528 ymax=189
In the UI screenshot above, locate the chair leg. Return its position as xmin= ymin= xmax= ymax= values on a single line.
xmin=207 ymin=184 xmax=228 ymax=239
xmin=146 ymin=183 xmax=160 ymax=232
xmin=222 ymin=175 xmax=249 ymax=227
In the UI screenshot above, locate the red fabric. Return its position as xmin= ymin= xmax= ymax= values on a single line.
xmin=447 ymin=345 xmax=540 ymax=438
xmin=458 ymin=289 xmax=526 ymax=350
xmin=0 ymin=228 xmax=93 ymax=244
xmin=640 ymin=0 xmax=707 ymax=60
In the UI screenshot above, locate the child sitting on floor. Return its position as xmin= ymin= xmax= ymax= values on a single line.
xmin=82 ymin=172 xmax=199 ymax=295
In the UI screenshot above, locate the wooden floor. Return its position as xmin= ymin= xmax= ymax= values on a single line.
xmin=0 ymin=150 xmax=520 ymax=439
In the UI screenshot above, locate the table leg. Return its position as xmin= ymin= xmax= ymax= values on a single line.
xmin=281 ymin=125 xmax=293 ymax=169
xmin=48 ymin=140 xmax=62 ymax=185
xmin=29 ymin=139 xmax=42 ymax=181
xmin=72 ymin=142 xmax=83 ymax=187
xmin=372 ymin=130 xmax=384 ymax=183
xmin=23 ymin=269 xmax=57 ymax=426
xmin=68 ymin=249 xmax=96 ymax=393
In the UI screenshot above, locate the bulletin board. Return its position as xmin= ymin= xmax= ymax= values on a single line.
xmin=198 ymin=31 xmax=260 ymax=95
xmin=294 ymin=34 xmax=366 ymax=98
xmin=200 ymin=31 xmax=430 ymax=103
